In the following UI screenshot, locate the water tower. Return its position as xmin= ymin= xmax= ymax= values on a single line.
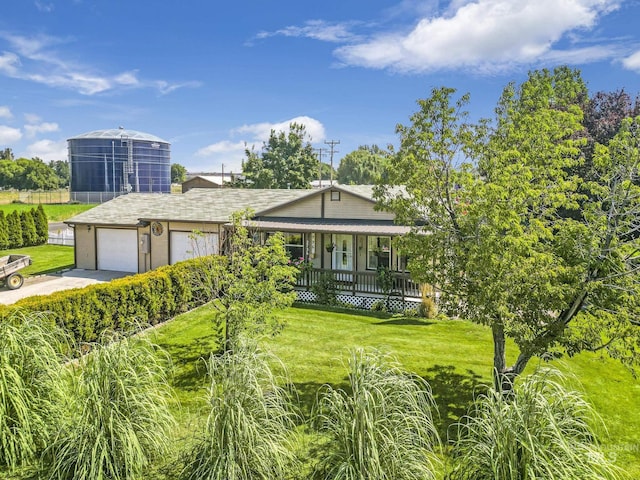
xmin=68 ymin=127 xmax=171 ymax=202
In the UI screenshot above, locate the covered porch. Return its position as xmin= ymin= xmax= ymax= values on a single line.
xmin=295 ymin=268 xmax=421 ymax=300
xmin=250 ymin=218 xmax=422 ymax=305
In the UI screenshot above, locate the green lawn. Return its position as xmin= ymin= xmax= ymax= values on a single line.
xmin=0 ymin=203 xmax=96 ymax=221
xmin=0 ymin=245 xmax=74 ymax=276
xmin=150 ymin=305 xmax=640 ymax=478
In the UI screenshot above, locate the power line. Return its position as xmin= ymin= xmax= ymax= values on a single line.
xmin=324 ymin=140 xmax=340 ymax=185
xmin=314 ymin=148 xmax=326 ymax=187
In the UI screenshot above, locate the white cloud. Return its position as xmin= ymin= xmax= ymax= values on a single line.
xmin=622 ymin=49 xmax=640 ymax=72
xmin=194 ymin=116 xmax=326 ymax=173
xmin=233 ymin=116 xmax=326 ymax=143
xmin=23 ymin=113 xmax=40 ymax=123
xmin=0 ymin=51 xmax=19 ymax=75
xmin=255 ymin=20 xmax=360 ymax=43
xmin=154 ymin=80 xmax=203 ymax=95
xmin=0 ymin=33 xmax=201 ymax=96
xmin=24 ymin=139 xmax=67 ymax=161
xmin=24 ymin=121 xmax=59 ymax=138
xmin=333 ymin=0 xmax=620 ymax=73
xmin=35 ymin=1 xmax=54 ymax=13
xmin=0 ymin=106 xmax=12 ymax=119
xmin=0 ymin=125 xmax=22 ymax=144
xmin=196 ymin=140 xmax=246 ymax=157
xmin=114 ymin=71 xmax=140 ymax=86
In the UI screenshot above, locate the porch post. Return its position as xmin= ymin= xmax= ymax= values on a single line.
xmin=352 ymin=235 xmax=356 ymax=296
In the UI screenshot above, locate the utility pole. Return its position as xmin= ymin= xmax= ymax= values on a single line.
xmin=314 ymin=148 xmax=326 ymax=187
xmin=324 ymin=140 xmax=340 ymax=185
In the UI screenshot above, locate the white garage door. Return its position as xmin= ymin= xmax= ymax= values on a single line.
xmin=170 ymin=231 xmax=219 ymax=264
xmin=97 ymin=228 xmax=138 ymax=273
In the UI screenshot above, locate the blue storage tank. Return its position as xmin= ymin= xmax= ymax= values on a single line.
xmin=68 ymin=127 xmax=170 ymax=203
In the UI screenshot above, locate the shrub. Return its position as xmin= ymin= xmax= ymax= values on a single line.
xmin=313 ymin=349 xmax=441 ymax=479
xmin=0 ymin=312 xmax=69 ymax=469
xmin=418 ymin=284 xmax=438 ymax=319
xmin=448 ymin=368 xmax=623 ymax=480
xmin=45 ymin=330 xmax=176 ymax=480
xmin=311 ymin=272 xmax=337 ymax=305
xmin=0 ymin=256 xmax=228 ymax=344
xmin=181 ymin=341 xmax=299 ymax=480
xmin=370 ymin=299 xmax=387 ymax=312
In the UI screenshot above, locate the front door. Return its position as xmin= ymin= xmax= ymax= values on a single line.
xmin=332 ymin=234 xmax=353 ymax=280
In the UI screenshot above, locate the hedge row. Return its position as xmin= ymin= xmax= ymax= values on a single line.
xmin=0 ymin=255 xmax=228 ymax=344
xmin=0 ymin=205 xmax=48 ymax=250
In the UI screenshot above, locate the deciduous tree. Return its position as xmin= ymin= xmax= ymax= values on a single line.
xmin=377 ymin=67 xmax=640 ymax=390
xmin=337 ymin=145 xmax=387 ymax=185
xmin=195 ymin=210 xmax=297 ymax=353
xmin=171 ymin=163 xmax=187 ymax=183
xmin=241 ymin=123 xmax=317 ymax=189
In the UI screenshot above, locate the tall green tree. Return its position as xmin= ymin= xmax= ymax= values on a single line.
xmin=377 ymin=67 xmax=640 ymax=390
xmin=6 ymin=211 xmax=22 ymax=248
xmin=0 ymin=212 xmax=8 ymax=250
xmin=242 ymin=123 xmax=317 ymax=189
xmin=0 ymin=148 xmax=13 ymax=161
xmin=171 ymin=163 xmax=187 ymax=183
xmin=49 ymin=160 xmax=70 ymax=187
xmin=337 ymin=145 xmax=387 ymax=184
xmin=20 ymin=211 xmax=38 ymax=247
xmin=34 ymin=205 xmax=48 ymax=244
xmin=0 ymin=160 xmax=22 ymax=189
xmin=16 ymin=158 xmax=60 ymax=190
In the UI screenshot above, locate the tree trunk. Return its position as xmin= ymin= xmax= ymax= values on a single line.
xmin=492 ymin=322 xmax=533 ymax=396
xmin=492 ymin=322 xmax=511 ymax=393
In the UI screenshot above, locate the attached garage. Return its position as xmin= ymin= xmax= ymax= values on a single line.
xmin=170 ymin=231 xmax=219 ymax=264
xmin=96 ymin=228 xmax=139 ymax=272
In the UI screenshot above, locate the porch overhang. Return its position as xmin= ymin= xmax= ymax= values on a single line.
xmin=237 ymin=218 xmax=412 ymax=236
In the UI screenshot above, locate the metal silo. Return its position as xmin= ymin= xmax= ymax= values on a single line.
xmin=68 ymin=127 xmax=171 ymax=203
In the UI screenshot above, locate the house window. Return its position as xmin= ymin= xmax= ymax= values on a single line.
xmin=367 ymin=236 xmax=391 ymax=270
xmin=283 ymin=232 xmax=304 ymax=260
xmin=331 ymin=191 xmax=340 ymax=201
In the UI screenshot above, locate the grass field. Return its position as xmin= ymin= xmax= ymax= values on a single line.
xmin=0 ymin=189 xmax=70 ymax=205
xmin=151 ymin=305 xmax=640 ymax=478
xmin=0 ymin=245 xmax=74 ymax=276
xmin=0 ymin=203 xmax=95 ymax=222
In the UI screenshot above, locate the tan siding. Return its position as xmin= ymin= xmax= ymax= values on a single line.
xmin=138 ymin=226 xmax=151 ymax=273
xmin=74 ymin=227 xmax=96 ymax=269
xmin=150 ymin=222 xmax=169 ymax=269
xmin=264 ymin=195 xmax=322 ymax=218
xmin=324 ymin=191 xmax=394 ymax=220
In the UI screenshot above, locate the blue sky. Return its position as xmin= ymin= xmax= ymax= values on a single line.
xmin=2 ymin=0 xmax=640 ymax=174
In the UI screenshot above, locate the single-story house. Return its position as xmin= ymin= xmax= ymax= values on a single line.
xmin=65 ymin=185 xmax=420 ymax=308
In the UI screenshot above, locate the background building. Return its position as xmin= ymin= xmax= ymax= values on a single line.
xmin=68 ymin=127 xmax=170 ymax=203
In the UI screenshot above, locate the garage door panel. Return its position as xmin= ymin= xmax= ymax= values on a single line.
xmin=97 ymin=229 xmax=138 ymax=273
xmin=170 ymin=231 xmax=219 ymax=264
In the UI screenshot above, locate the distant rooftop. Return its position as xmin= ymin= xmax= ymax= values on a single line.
xmin=68 ymin=128 xmax=169 ymax=144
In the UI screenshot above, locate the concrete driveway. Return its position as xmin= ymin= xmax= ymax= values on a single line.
xmin=0 ymin=269 xmax=130 ymax=305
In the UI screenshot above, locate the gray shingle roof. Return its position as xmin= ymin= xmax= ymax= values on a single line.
xmin=65 ymin=189 xmax=317 ymax=226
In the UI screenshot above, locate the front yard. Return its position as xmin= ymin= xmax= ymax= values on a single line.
xmin=151 ymin=305 xmax=640 ymax=477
